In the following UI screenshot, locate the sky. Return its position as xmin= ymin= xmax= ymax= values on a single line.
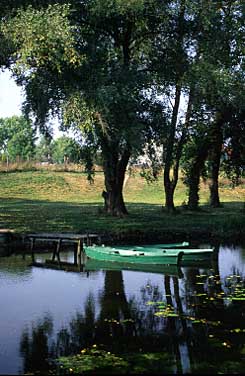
xmin=0 ymin=69 xmax=23 ymax=117
xmin=0 ymin=69 xmax=63 ymax=138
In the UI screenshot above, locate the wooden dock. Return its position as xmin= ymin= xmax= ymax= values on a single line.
xmin=24 ymin=232 xmax=101 ymax=265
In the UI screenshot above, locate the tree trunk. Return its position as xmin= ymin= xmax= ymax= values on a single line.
xmin=163 ymin=1 xmax=186 ymax=212
xmin=102 ymin=142 xmax=130 ymax=217
xmin=164 ymin=84 xmax=182 ymax=212
xmin=209 ymin=113 xmax=223 ymax=208
xmin=187 ymin=142 xmax=209 ymax=210
xmin=187 ymin=167 xmax=200 ymax=211
xmin=164 ymin=182 xmax=176 ymax=212
xmin=164 ymin=85 xmax=194 ymax=212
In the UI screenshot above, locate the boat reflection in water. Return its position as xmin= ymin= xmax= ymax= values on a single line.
xmin=84 ymin=257 xmax=184 ymax=277
xmin=0 ymin=245 xmax=244 ymax=374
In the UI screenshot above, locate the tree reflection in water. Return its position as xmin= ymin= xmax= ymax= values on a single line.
xmin=20 ymin=314 xmax=53 ymax=374
xmin=19 ymin=260 xmax=245 ymax=374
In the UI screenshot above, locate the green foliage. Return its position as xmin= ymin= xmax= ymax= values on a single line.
xmin=2 ymin=4 xmax=82 ymax=75
xmin=181 ymin=128 xmax=209 ymax=188
xmin=51 ymin=136 xmax=81 ymax=164
xmin=62 ymin=94 xmax=95 ymax=134
xmin=177 ymin=0 xmax=245 ymax=208
xmin=2 ymin=0 xmax=161 ymax=141
xmin=1 ymin=0 xmax=166 ymax=215
xmin=1 ymin=0 xmax=245 ymax=214
xmin=139 ymin=167 xmax=159 ymax=184
xmin=35 ymin=135 xmax=52 ymax=163
xmin=90 ymin=0 xmax=149 ymax=16
xmin=221 ymin=110 xmax=245 ymax=186
xmin=0 ymin=116 xmax=36 ymax=161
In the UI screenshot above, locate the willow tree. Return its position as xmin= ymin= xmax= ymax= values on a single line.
xmin=189 ymin=0 xmax=245 ymax=208
xmin=169 ymin=0 xmax=245 ymax=211
xmin=207 ymin=0 xmax=245 ymax=207
xmin=2 ymin=0 xmax=167 ymax=216
xmin=148 ymin=0 xmax=191 ymax=213
xmin=148 ymin=0 xmax=208 ymax=212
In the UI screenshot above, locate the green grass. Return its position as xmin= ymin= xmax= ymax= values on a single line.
xmin=0 ymin=169 xmax=244 ymax=242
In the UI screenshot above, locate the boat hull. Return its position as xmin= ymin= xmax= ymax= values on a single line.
xmin=181 ymin=250 xmax=213 ymax=266
xmin=84 ymin=246 xmax=183 ymax=265
xmin=153 ymin=248 xmax=213 ymax=267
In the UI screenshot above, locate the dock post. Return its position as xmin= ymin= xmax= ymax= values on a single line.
xmin=30 ymin=238 xmax=35 ymax=263
xmin=52 ymin=244 xmax=56 ymax=261
xmin=74 ymin=244 xmax=78 ymax=265
xmin=77 ymin=239 xmax=82 ymax=267
xmin=22 ymin=235 xmax=26 ymax=260
xmin=56 ymin=239 xmax=62 ymax=266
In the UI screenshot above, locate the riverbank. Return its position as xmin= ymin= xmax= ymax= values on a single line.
xmin=0 ymin=170 xmax=244 ymax=246
xmin=1 ymin=203 xmax=244 ymax=255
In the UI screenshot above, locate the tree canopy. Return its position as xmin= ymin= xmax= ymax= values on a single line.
xmin=1 ymin=0 xmax=244 ymax=214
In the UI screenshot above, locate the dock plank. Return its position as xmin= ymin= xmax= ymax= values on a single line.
xmin=24 ymin=232 xmax=101 ymax=264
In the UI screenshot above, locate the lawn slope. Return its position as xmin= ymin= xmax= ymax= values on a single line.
xmin=0 ymin=169 xmax=244 ymax=242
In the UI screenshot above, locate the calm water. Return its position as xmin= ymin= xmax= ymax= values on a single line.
xmin=0 ymin=244 xmax=245 ymax=374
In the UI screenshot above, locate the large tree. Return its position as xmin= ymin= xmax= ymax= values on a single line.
xmin=2 ymin=0 xmax=166 ymax=216
xmin=148 ymin=0 xmax=208 ymax=212
xmin=175 ymin=0 xmax=245 ymax=210
xmin=3 ymin=0 xmax=244 ymax=215
xmin=189 ymin=0 xmax=245 ymax=208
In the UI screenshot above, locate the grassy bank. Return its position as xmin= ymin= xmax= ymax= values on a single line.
xmin=0 ymin=168 xmax=244 ymax=243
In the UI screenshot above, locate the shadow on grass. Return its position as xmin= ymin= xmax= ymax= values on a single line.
xmin=0 ymin=197 xmax=244 ymax=242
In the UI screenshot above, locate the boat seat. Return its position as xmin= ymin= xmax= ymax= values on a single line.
xmin=112 ymin=249 xmax=145 ymax=257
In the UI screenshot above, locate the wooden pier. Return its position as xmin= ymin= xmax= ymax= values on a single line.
xmin=24 ymin=232 xmax=101 ymax=266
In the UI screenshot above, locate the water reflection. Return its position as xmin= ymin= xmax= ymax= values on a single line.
xmin=20 ymin=314 xmax=53 ymax=374
xmin=0 ymin=245 xmax=245 ymax=374
xmin=0 ymin=255 xmax=32 ymax=283
xmin=18 ymin=270 xmax=176 ymax=374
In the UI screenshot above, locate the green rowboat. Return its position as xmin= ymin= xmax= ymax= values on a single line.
xmin=109 ymin=243 xmax=214 ymax=266
xmin=147 ymin=245 xmax=214 ymax=266
xmin=84 ymin=245 xmax=214 ymax=267
xmin=84 ymin=245 xmax=184 ymax=265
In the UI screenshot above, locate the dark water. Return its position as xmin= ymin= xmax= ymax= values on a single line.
xmin=0 ymin=244 xmax=245 ymax=374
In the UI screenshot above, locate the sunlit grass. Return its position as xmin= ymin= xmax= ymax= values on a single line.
xmin=0 ymin=169 xmax=244 ymax=240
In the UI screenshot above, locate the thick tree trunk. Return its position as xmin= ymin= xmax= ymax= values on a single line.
xmin=164 ymin=183 xmax=176 ymax=212
xmin=102 ymin=186 xmax=128 ymax=217
xmin=209 ymin=174 xmax=220 ymax=207
xmin=102 ymin=143 xmax=130 ymax=217
xmin=187 ymin=170 xmax=200 ymax=211
xmin=209 ymin=113 xmax=223 ymax=208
